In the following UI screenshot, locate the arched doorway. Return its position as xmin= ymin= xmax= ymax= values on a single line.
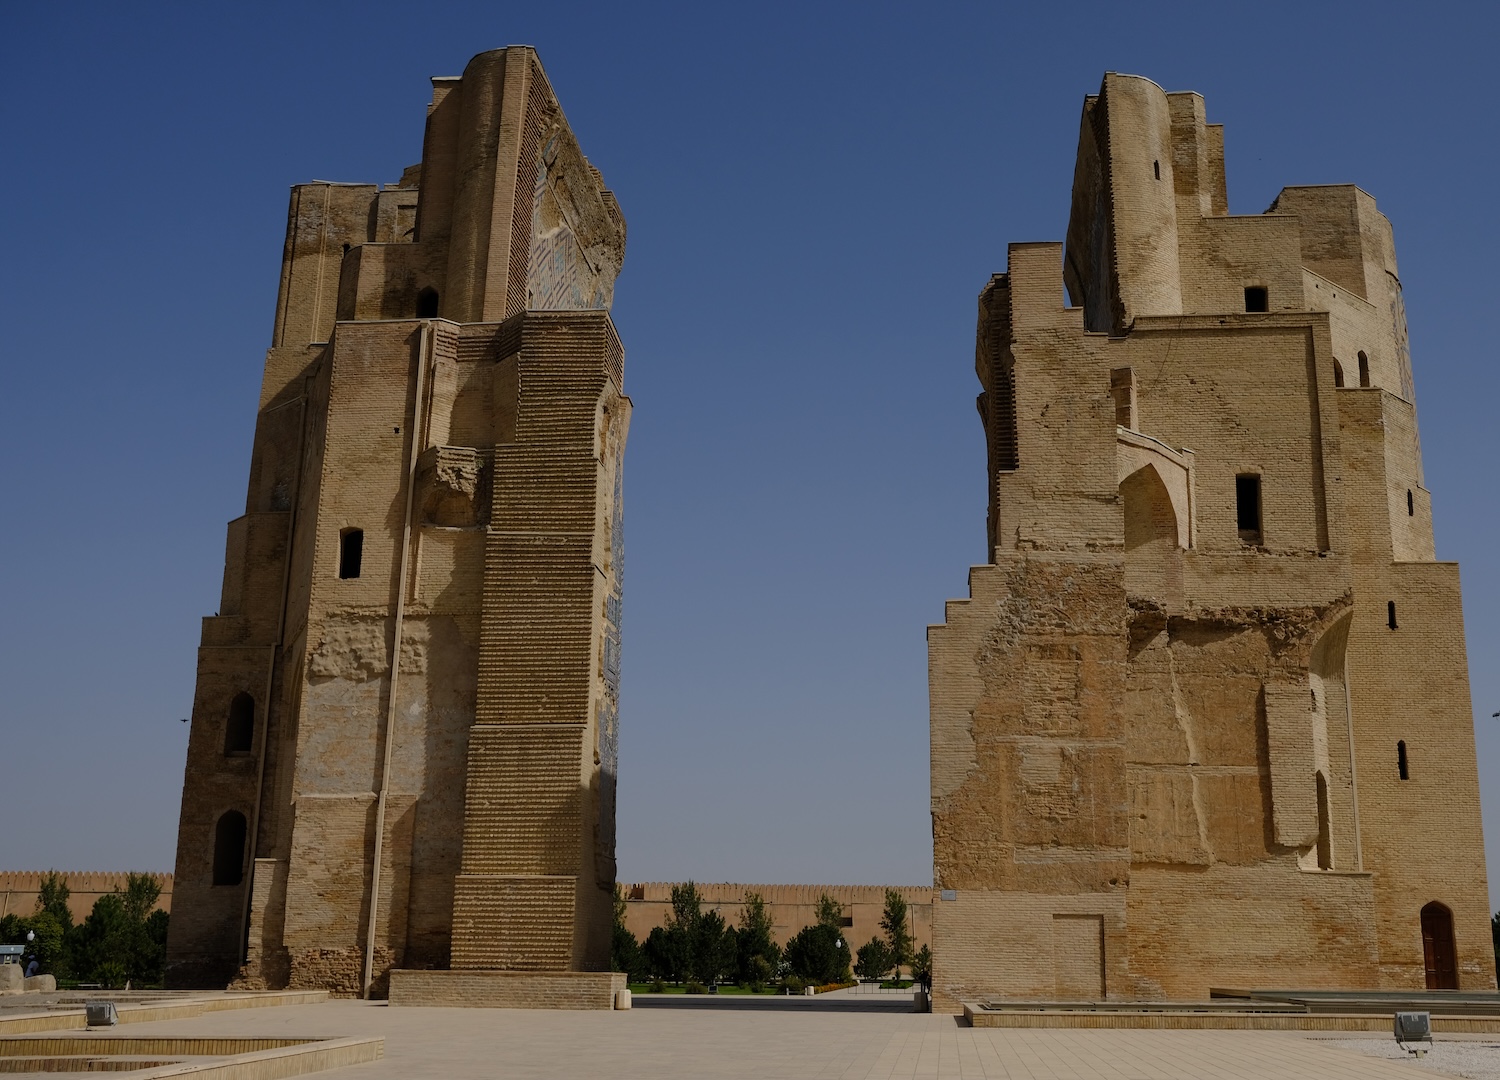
xmin=1420 ymin=902 xmax=1458 ymax=989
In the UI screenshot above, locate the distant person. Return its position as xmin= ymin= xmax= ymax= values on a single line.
xmin=25 ymin=956 xmax=38 ymax=978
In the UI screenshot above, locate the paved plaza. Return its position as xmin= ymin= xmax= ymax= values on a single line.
xmin=95 ymin=998 xmax=1500 ymax=1079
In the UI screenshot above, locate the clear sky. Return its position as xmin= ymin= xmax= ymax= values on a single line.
xmin=2 ymin=1 xmax=1497 ymax=899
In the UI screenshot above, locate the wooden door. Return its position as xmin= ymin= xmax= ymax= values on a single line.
xmin=1421 ymin=903 xmax=1458 ymax=990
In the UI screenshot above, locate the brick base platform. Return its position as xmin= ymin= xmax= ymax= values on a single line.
xmin=387 ymin=970 xmax=626 ymax=1010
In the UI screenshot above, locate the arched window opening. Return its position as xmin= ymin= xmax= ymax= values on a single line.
xmin=416 ymin=287 xmax=439 ymax=319
xmin=1398 ymin=740 xmax=1410 ymax=780
xmin=339 ymin=529 xmax=363 ymax=580
xmin=212 ymin=811 xmax=247 ymax=887
xmin=1420 ymin=902 xmax=1459 ymax=990
xmin=1315 ymin=773 xmax=1332 ymax=870
xmin=1407 ymin=489 xmax=1415 ymax=516
xmin=1388 ymin=600 xmax=1398 ymax=630
xmin=1358 ymin=351 xmax=1370 ymax=387
xmin=1333 ymin=359 xmax=1345 ymax=388
xmin=224 ymin=692 xmax=254 ymax=755
xmin=1244 ymin=286 xmax=1269 ymax=313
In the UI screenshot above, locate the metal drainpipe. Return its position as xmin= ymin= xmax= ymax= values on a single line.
xmin=363 ymin=321 xmax=430 ymax=999
xmin=238 ymin=387 xmax=310 ymax=969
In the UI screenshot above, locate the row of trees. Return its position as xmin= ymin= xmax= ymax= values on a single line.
xmin=0 ymin=872 xmax=169 ymax=989
xmin=612 ymin=883 xmax=932 ymax=991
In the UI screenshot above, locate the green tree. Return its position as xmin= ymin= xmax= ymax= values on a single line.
xmin=664 ymin=882 xmax=703 ymax=983
xmin=854 ymin=936 xmax=892 ymax=980
xmin=667 ymin=881 xmax=704 ymax=930
xmin=691 ymin=908 xmax=736 ymax=986
xmin=814 ymin=894 xmax=845 ymax=933
xmin=0 ymin=873 xmax=76 ymax=979
xmin=880 ymin=889 xmax=913 ymax=980
xmin=1492 ymin=911 xmax=1500 ymax=982
xmin=643 ymin=926 xmax=681 ymax=982
xmin=71 ymin=874 xmax=167 ymax=988
xmin=37 ymin=871 xmax=74 ymax=933
xmin=643 ymin=882 xmax=736 ymax=985
xmin=611 ymin=884 xmax=644 ymax=980
xmin=735 ymin=892 xmax=780 ymax=987
xmin=911 ymin=944 xmax=933 ymax=992
xmin=23 ymin=911 xmax=70 ymax=980
xmin=784 ymin=923 xmax=849 ymax=985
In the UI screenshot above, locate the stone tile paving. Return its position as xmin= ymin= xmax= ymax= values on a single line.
xmin=109 ymin=1000 xmax=1453 ymax=1079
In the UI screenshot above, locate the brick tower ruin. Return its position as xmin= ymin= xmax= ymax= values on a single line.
xmin=928 ymin=73 xmax=1490 ymax=1009
xmin=166 ymin=47 xmax=630 ymax=1007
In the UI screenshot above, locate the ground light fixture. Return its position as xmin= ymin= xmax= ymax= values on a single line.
xmin=1395 ymin=1012 xmax=1432 ymax=1057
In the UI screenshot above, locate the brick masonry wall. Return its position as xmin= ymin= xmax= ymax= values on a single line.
xmin=930 ymin=75 xmax=1491 ymax=1009
xmin=620 ymin=883 xmax=935 ymax=955
xmin=388 ymin=968 xmax=624 ymax=1009
xmin=168 ymin=49 xmax=631 ymax=995
xmin=0 ymin=872 xmax=172 ymax=923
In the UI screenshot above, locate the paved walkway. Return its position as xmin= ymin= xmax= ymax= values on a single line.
xmin=107 ymin=999 xmax=1457 ymax=1079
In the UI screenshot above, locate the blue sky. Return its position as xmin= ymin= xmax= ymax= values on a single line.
xmin=2 ymin=1 xmax=1497 ymax=898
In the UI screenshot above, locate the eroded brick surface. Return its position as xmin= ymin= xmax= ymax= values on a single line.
xmin=930 ymin=73 xmax=1488 ymax=1009
xmin=167 ymin=48 xmax=629 ymax=1002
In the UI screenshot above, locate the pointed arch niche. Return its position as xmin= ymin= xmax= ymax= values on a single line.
xmin=1307 ymin=612 xmax=1357 ymax=871
xmin=1117 ymin=430 xmax=1193 ymax=607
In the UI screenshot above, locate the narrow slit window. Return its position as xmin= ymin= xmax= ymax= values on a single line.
xmin=224 ymin=692 xmax=254 ymax=755
xmin=1407 ymin=489 xmax=1415 ymax=516
xmin=1153 ymin=159 xmax=1160 ymax=180
xmin=1358 ymin=351 xmax=1370 ymax=387
xmin=1387 ymin=600 xmax=1398 ymax=629
xmin=1398 ymin=740 xmax=1409 ymax=780
xmin=1110 ymin=367 xmax=1135 ymax=429
xmin=416 ymin=287 xmax=439 ymax=319
xmin=213 ymin=811 xmax=247 ymax=887
xmin=1315 ymin=773 xmax=1332 ymax=869
xmin=1333 ymin=359 xmax=1345 ymax=388
xmin=339 ymin=529 xmax=364 ymax=580
xmin=1244 ymin=286 xmax=1269 ymax=313
xmin=1236 ymin=474 xmax=1262 ymax=544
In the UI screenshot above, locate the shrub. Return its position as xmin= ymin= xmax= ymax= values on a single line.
xmin=685 ymin=980 xmax=707 ymax=995
xmin=782 ymin=975 xmax=806 ymax=994
xmin=746 ymin=954 xmax=773 ymax=992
